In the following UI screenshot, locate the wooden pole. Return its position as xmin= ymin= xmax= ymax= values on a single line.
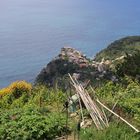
xmin=101 ymin=107 xmax=109 ymax=127
xmin=69 ymin=74 xmax=101 ymax=129
xmin=108 ymin=100 xmax=118 ymax=122
xmin=69 ymin=73 xmax=139 ymax=132
xmin=69 ymin=74 xmax=107 ymax=130
xmin=84 ymin=89 xmax=107 ymax=127
xmin=77 ymin=81 xmax=107 ymax=127
xmin=78 ymin=95 xmax=84 ymax=123
xmin=77 ymin=85 xmax=101 ymax=129
xmin=89 ymin=85 xmax=110 ymax=127
xmin=96 ymin=99 xmax=140 ymax=133
xmin=77 ymin=85 xmax=102 ymax=129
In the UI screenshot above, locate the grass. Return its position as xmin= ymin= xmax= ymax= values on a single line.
xmin=80 ymin=122 xmax=140 ymax=140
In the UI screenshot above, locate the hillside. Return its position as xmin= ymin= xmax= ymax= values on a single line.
xmin=35 ymin=47 xmax=117 ymax=88
xmin=36 ymin=36 xmax=140 ymax=88
xmin=0 ymin=78 xmax=140 ymax=140
xmin=95 ymin=36 xmax=140 ymax=61
xmin=0 ymin=37 xmax=140 ymax=140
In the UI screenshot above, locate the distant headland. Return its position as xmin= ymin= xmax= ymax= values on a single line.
xmin=35 ymin=36 xmax=140 ymax=87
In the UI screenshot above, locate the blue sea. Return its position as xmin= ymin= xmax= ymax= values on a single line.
xmin=0 ymin=0 xmax=140 ymax=88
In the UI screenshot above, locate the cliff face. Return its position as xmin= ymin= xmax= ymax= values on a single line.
xmin=35 ymin=47 xmax=117 ymax=87
xmin=35 ymin=47 xmax=90 ymax=86
xmin=35 ymin=58 xmax=78 ymax=85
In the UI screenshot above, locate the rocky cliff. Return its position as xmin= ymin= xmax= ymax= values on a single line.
xmin=35 ymin=47 xmax=116 ymax=87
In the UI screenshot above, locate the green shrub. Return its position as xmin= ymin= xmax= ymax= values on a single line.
xmin=0 ymin=108 xmax=69 ymax=140
xmin=80 ymin=123 xmax=140 ymax=140
xmin=116 ymin=51 xmax=140 ymax=80
xmin=96 ymin=79 xmax=140 ymax=128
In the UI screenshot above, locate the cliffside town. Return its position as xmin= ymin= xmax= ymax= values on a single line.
xmin=35 ymin=47 xmax=118 ymax=87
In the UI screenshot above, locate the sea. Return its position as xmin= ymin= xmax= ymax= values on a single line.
xmin=0 ymin=0 xmax=140 ymax=88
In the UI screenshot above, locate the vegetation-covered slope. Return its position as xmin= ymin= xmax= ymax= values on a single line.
xmin=95 ymin=36 xmax=140 ymax=61
xmin=0 ymin=79 xmax=140 ymax=140
xmin=115 ymin=51 xmax=140 ymax=81
xmin=1 ymin=37 xmax=140 ymax=139
xmin=0 ymin=82 xmax=69 ymax=140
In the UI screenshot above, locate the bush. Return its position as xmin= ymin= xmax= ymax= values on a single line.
xmin=96 ymin=79 xmax=140 ymax=128
xmin=0 ymin=107 xmax=69 ymax=140
xmin=80 ymin=123 xmax=140 ymax=140
xmin=0 ymin=85 xmax=70 ymax=139
xmin=0 ymin=81 xmax=32 ymax=98
xmin=116 ymin=51 xmax=140 ymax=80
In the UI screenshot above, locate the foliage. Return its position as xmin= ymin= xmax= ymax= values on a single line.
xmin=0 ymin=85 xmax=70 ymax=140
xmin=0 ymin=79 xmax=140 ymax=139
xmin=30 ymin=85 xmax=67 ymax=110
xmin=95 ymin=36 xmax=140 ymax=61
xmin=0 ymin=81 xmax=32 ymax=109
xmin=0 ymin=81 xmax=32 ymax=98
xmin=80 ymin=122 xmax=140 ymax=140
xmin=96 ymin=78 xmax=140 ymax=128
xmin=0 ymin=108 xmax=68 ymax=140
xmin=0 ymin=93 xmax=29 ymax=109
xmin=116 ymin=51 xmax=140 ymax=81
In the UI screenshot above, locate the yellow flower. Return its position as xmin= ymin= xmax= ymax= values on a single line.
xmin=0 ymin=81 xmax=32 ymax=98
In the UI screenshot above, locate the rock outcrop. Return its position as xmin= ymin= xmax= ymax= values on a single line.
xmin=35 ymin=47 xmax=89 ymax=86
xmin=35 ymin=47 xmax=117 ymax=87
